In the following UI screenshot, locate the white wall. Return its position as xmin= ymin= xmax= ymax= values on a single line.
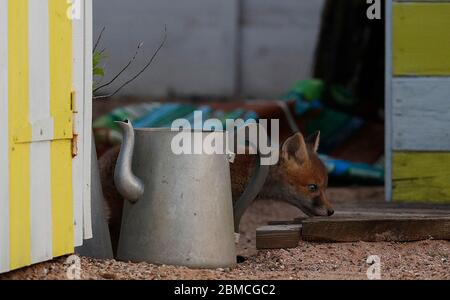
xmin=241 ymin=0 xmax=325 ymax=97
xmin=93 ymin=0 xmax=324 ymax=98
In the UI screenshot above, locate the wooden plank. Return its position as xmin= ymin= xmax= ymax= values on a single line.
xmin=261 ymin=202 xmax=450 ymax=246
xmin=393 ymin=2 xmax=450 ymax=75
xmin=267 ymin=220 xmax=304 ymax=226
xmin=0 ymin=0 xmax=9 ymax=274
xmin=256 ymin=225 xmax=301 ymax=249
xmin=49 ymin=0 xmax=74 ymax=257
xmin=392 ymin=78 xmax=450 ymax=151
xmin=8 ymin=0 xmax=32 ymax=270
xmin=385 ymin=0 xmax=393 ymax=201
xmin=302 ymin=216 xmax=450 ymax=242
xmin=335 ymin=208 xmax=450 ymax=217
xmin=28 ymin=0 xmax=53 ymax=264
xmin=72 ymin=0 xmax=85 ymax=247
xmin=393 ymin=152 xmax=450 ymax=203
xmin=82 ymin=0 xmax=93 ymax=240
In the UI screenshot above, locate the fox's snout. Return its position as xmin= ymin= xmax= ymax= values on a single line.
xmin=312 ymin=191 xmax=334 ymax=216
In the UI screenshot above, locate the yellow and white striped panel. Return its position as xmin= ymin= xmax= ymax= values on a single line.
xmin=0 ymin=0 xmax=92 ymax=273
xmin=387 ymin=0 xmax=450 ymax=203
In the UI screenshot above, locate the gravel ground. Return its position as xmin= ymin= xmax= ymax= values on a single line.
xmin=1 ymin=187 xmax=449 ymax=280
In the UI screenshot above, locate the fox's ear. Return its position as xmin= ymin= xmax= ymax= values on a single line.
xmin=281 ymin=132 xmax=309 ymax=164
xmin=306 ymin=131 xmax=320 ymax=153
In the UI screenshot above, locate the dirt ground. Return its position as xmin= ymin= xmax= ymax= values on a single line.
xmin=1 ymin=187 xmax=449 ymax=280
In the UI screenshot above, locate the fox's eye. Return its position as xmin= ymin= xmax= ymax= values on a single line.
xmin=308 ymin=184 xmax=318 ymax=193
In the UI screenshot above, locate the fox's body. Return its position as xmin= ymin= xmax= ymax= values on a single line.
xmin=99 ymin=131 xmax=332 ymax=251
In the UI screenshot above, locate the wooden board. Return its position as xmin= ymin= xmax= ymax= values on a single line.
xmin=0 ymin=0 xmax=92 ymax=274
xmin=8 ymin=0 xmax=32 ymax=271
xmin=258 ymin=203 xmax=450 ymax=248
xmin=82 ymin=0 xmax=93 ymax=241
xmin=393 ymin=152 xmax=450 ymax=203
xmin=29 ymin=0 xmax=53 ymax=264
xmin=72 ymin=0 xmax=93 ymax=245
xmin=302 ymin=216 xmax=450 ymax=243
xmin=392 ymin=78 xmax=450 ymax=151
xmin=49 ymin=0 xmax=75 ymax=258
xmin=72 ymin=0 xmax=85 ymax=247
xmin=267 ymin=219 xmax=304 ymax=226
xmin=385 ymin=0 xmax=393 ymax=202
xmin=0 ymin=0 xmax=9 ymax=274
xmin=393 ymin=2 xmax=450 ymax=75
xmin=256 ymin=225 xmax=302 ymax=250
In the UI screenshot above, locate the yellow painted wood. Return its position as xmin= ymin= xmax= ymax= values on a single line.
xmin=49 ymin=0 xmax=74 ymax=257
xmin=393 ymin=3 xmax=450 ymax=75
xmin=8 ymin=0 xmax=31 ymax=270
xmin=392 ymin=152 xmax=450 ymax=203
xmin=53 ymin=112 xmax=74 ymax=141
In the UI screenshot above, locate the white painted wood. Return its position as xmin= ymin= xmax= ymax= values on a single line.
xmin=0 ymin=0 xmax=10 ymax=273
xmin=28 ymin=0 xmax=53 ymax=264
xmin=29 ymin=118 xmax=54 ymax=143
xmin=385 ymin=0 xmax=393 ymax=202
xmin=72 ymin=0 xmax=85 ymax=247
xmin=392 ymin=77 xmax=450 ymax=151
xmin=83 ymin=0 xmax=93 ymax=239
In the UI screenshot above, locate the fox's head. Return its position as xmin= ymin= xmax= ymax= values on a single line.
xmin=273 ymin=131 xmax=334 ymax=217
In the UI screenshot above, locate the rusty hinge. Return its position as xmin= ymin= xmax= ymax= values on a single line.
xmin=72 ymin=133 xmax=78 ymax=158
xmin=71 ymin=91 xmax=78 ymax=158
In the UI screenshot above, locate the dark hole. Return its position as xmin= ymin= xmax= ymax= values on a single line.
xmin=236 ymin=256 xmax=247 ymax=264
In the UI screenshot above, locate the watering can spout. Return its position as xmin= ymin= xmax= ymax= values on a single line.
xmin=114 ymin=120 xmax=145 ymax=203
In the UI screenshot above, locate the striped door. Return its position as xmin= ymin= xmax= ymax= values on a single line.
xmin=0 ymin=0 xmax=92 ymax=273
xmin=386 ymin=0 xmax=450 ymax=203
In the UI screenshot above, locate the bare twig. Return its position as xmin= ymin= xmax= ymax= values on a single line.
xmin=93 ymin=26 xmax=167 ymax=100
xmin=93 ymin=26 xmax=106 ymax=54
xmin=93 ymin=42 xmax=144 ymax=93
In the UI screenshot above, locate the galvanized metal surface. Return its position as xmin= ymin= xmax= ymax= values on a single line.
xmin=114 ymin=121 xmax=145 ymax=202
xmin=114 ymin=122 xmax=268 ymax=268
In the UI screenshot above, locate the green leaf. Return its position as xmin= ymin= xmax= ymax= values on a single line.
xmin=93 ymin=67 xmax=105 ymax=77
xmin=93 ymin=50 xmax=107 ymax=78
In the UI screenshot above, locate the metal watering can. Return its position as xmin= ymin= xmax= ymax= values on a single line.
xmin=114 ymin=120 xmax=269 ymax=268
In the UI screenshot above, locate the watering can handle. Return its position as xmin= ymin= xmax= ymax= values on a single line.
xmin=232 ymin=123 xmax=270 ymax=233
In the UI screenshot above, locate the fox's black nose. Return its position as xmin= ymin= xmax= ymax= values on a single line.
xmin=327 ymin=209 xmax=334 ymax=216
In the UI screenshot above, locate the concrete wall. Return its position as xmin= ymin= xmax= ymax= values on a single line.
xmin=93 ymin=0 xmax=324 ymax=98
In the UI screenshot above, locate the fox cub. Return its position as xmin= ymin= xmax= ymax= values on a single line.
xmin=230 ymin=131 xmax=333 ymax=217
xmin=99 ymin=131 xmax=333 ymax=248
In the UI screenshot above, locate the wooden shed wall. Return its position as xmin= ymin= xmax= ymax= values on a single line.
xmin=386 ymin=0 xmax=450 ymax=203
xmin=0 ymin=0 xmax=92 ymax=274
